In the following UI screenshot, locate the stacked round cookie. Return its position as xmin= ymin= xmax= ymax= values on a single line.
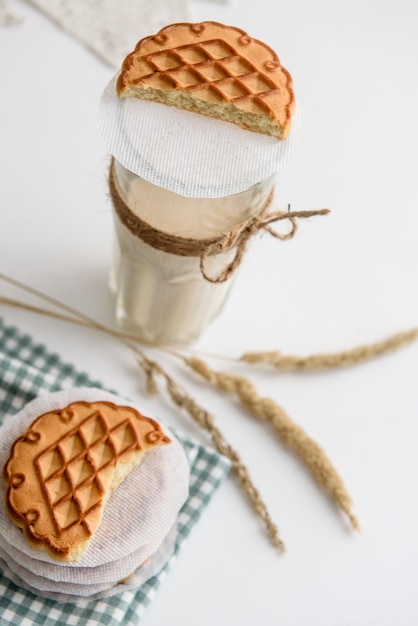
xmin=0 ymin=388 xmax=190 ymax=599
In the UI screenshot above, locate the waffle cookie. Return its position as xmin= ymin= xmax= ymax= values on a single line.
xmin=3 ymin=401 xmax=170 ymax=562
xmin=117 ymin=21 xmax=295 ymax=139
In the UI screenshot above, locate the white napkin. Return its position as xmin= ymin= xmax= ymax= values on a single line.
xmin=99 ymin=75 xmax=299 ymax=198
xmin=0 ymin=519 xmax=174 ymax=584
xmin=26 ymin=0 xmax=192 ymax=67
xmin=2 ymin=2 xmax=233 ymax=61
xmin=0 ymin=524 xmax=178 ymax=599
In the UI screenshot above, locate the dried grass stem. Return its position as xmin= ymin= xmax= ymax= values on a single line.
xmin=241 ymin=329 xmax=418 ymax=371
xmin=136 ymin=351 xmax=285 ymax=553
xmin=185 ymin=356 xmax=360 ymax=531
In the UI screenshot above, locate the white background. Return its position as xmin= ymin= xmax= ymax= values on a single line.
xmin=1 ymin=0 xmax=418 ymax=624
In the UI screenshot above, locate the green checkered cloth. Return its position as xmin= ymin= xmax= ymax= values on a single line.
xmin=0 ymin=317 xmax=230 ymax=625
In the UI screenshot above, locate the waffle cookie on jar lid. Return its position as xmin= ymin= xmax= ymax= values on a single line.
xmin=3 ymin=400 xmax=170 ymax=562
xmin=116 ymin=21 xmax=295 ymax=139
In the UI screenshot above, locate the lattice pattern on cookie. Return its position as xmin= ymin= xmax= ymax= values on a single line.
xmin=4 ymin=401 xmax=170 ymax=560
xmin=35 ymin=411 xmax=139 ymax=535
xmin=134 ymin=39 xmax=280 ymax=117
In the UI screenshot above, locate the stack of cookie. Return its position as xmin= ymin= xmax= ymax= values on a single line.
xmin=0 ymin=388 xmax=190 ymax=599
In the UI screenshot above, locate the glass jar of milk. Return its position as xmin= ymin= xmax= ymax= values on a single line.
xmin=109 ymin=160 xmax=275 ymax=344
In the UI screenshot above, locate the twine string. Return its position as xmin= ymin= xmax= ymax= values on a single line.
xmin=200 ymin=208 xmax=329 ymax=283
xmin=109 ymin=159 xmax=329 ymax=284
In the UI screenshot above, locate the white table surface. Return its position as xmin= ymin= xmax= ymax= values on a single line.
xmin=1 ymin=1 xmax=418 ymax=624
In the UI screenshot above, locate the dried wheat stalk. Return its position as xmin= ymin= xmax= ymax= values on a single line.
xmin=135 ymin=350 xmax=285 ymax=552
xmin=184 ymin=356 xmax=360 ymax=531
xmin=240 ymin=329 xmax=418 ymax=371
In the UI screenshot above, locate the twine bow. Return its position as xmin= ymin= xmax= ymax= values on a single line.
xmin=109 ymin=159 xmax=330 ymax=284
xmin=200 ymin=206 xmax=330 ymax=283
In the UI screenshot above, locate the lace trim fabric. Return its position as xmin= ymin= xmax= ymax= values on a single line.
xmin=26 ymin=0 xmax=193 ymax=66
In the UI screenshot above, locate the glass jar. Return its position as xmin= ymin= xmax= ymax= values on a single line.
xmin=109 ymin=160 xmax=275 ymax=344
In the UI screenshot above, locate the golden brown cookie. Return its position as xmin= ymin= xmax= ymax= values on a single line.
xmin=3 ymin=401 xmax=170 ymax=561
xmin=117 ymin=21 xmax=295 ymax=139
